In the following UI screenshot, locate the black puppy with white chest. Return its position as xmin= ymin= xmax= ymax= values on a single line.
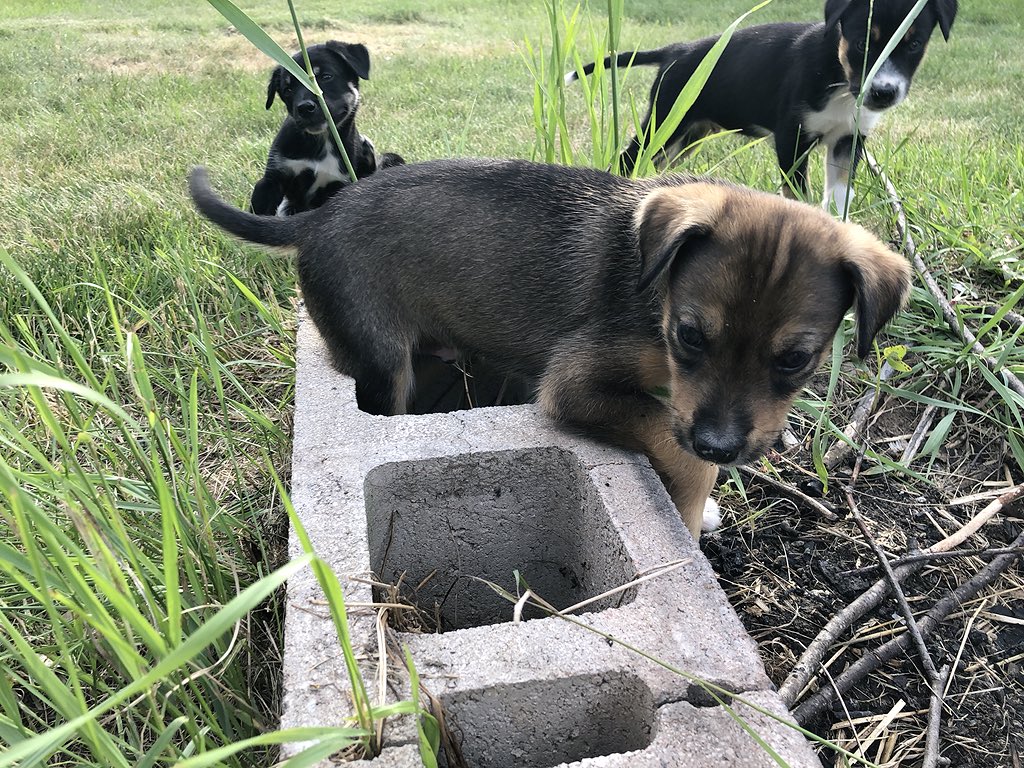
xmin=571 ymin=0 xmax=956 ymax=216
xmin=251 ymin=41 xmax=404 ymax=217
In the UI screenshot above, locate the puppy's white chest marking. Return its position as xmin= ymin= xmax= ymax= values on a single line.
xmin=803 ymin=90 xmax=884 ymax=144
xmin=281 ymin=153 xmax=345 ymax=192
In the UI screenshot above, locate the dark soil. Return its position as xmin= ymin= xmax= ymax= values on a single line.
xmin=704 ymin=393 xmax=1024 ymax=767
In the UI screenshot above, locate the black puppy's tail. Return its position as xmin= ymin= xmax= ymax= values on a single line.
xmin=188 ymin=167 xmax=301 ymax=248
xmin=564 ymin=48 xmax=665 ymax=84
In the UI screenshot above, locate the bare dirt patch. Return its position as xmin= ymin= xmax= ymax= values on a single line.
xmin=706 ymin=383 xmax=1024 ymax=767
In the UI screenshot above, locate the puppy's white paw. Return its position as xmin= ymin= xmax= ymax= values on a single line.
xmin=823 ymin=183 xmax=854 ymax=218
xmin=701 ymin=497 xmax=722 ymax=532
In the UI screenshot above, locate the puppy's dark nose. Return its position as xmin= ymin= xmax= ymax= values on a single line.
xmin=868 ymin=82 xmax=898 ymax=107
xmin=691 ymin=425 xmax=744 ymax=464
xmin=296 ymin=101 xmax=318 ymax=116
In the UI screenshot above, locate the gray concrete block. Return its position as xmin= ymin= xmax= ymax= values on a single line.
xmin=282 ymin=309 xmax=820 ymax=767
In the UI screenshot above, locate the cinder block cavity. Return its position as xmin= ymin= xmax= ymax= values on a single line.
xmin=437 ymin=672 xmax=655 ymax=768
xmin=364 ymin=447 xmax=638 ymax=632
xmin=389 ymin=355 xmax=532 ymax=414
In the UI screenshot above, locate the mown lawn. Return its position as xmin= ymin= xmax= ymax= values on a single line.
xmin=1 ymin=0 xmax=1022 ymax=766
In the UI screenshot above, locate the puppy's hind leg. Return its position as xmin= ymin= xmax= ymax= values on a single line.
xmin=327 ymin=336 xmax=413 ymax=416
xmin=353 ymin=355 xmax=414 ymax=416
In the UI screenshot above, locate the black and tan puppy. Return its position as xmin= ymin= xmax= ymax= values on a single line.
xmin=570 ymin=0 xmax=957 ymax=216
xmin=190 ymin=159 xmax=910 ymax=536
xmin=252 ymin=40 xmax=404 ymax=217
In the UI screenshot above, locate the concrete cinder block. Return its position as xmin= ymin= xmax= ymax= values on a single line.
xmin=283 ymin=310 xmax=821 ymax=767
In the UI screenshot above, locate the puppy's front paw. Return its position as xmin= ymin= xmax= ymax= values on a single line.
xmin=701 ymin=497 xmax=722 ymax=532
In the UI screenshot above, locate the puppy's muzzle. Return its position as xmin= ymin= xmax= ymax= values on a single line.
xmin=673 ymin=420 xmax=750 ymax=466
xmin=295 ymin=100 xmax=319 ymax=118
xmin=859 ymin=62 xmax=908 ymax=111
xmin=690 ymin=422 xmax=747 ymax=465
xmin=865 ymin=81 xmax=900 ymax=109
xmin=294 ymin=99 xmax=328 ymax=131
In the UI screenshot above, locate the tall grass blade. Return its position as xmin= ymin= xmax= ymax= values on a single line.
xmin=0 ymin=555 xmax=312 ymax=767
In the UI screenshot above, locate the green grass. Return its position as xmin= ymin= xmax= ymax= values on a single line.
xmin=0 ymin=0 xmax=1022 ymax=765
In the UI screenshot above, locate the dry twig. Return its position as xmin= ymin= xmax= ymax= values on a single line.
xmin=900 ymin=403 xmax=938 ymax=465
xmin=836 ymin=545 xmax=1024 ymax=578
xmin=931 ymin=482 xmax=1024 ymax=551
xmin=737 ymin=465 xmax=840 ymax=522
xmin=981 ymin=305 xmax=1024 ymax=332
xmin=822 ymin=361 xmax=897 ymax=469
xmin=845 ymin=486 xmax=938 ymax=681
xmin=778 ymin=557 xmax=926 ymax=707
xmin=922 ymin=663 xmax=952 ymax=768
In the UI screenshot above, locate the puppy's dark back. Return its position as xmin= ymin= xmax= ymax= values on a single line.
xmin=295 ymin=160 xmax=667 ymax=367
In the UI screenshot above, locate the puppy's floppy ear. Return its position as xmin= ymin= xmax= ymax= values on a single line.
xmin=934 ymin=0 xmax=958 ymax=41
xmin=839 ymin=223 xmax=912 ymax=358
xmin=824 ymin=0 xmax=854 ymax=34
xmin=265 ymin=67 xmax=281 ymax=109
xmin=635 ymin=184 xmax=728 ymax=292
xmin=325 ymin=40 xmax=371 ymax=80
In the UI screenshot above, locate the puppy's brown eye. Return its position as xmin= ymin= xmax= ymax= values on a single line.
xmin=320 ymin=73 xmax=334 ymax=82
xmin=856 ymin=39 xmax=867 ymax=53
xmin=776 ymin=350 xmax=812 ymax=374
xmin=908 ymin=39 xmax=922 ymax=51
xmin=676 ymin=323 xmax=704 ymax=351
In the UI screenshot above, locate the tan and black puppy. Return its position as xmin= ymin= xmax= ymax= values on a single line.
xmin=190 ymin=159 xmax=911 ymax=537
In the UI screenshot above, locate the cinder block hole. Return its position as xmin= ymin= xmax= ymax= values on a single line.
xmin=374 ymin=354 xmax=534 ymax=415
xmin=364 ymin=448 xmax=638 ymax=633
xmin=436 ymin=672 xmax=655 ymax=768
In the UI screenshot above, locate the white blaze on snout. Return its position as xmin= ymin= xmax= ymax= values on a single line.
xmin=862 ymin=58 xmax=909 ymax=108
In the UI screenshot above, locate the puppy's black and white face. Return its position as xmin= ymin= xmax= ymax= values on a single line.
xmin=265 ymin=41 xmax=370 ymax=133
xmin=637 ymin=184 xmax=911 ymax=467
xmin=826 ymin=0 xmax=957 ymax=111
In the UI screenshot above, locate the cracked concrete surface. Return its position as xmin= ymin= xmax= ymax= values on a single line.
xmin=282 ymin=308 xmax=822 ymax=767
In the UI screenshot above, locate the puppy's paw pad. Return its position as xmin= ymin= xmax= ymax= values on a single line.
xmin=701 ymin=497 xmax=722 ymax=532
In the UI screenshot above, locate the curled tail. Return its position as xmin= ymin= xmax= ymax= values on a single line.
xmin=188 ymin=167 xmax=300 ymax=248
xmin=564 ymin=48 xmax=666 ymax=85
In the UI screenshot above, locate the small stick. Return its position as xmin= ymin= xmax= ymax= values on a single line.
xmin=899 ymin=403 xmax=938 ymax=466
xmin=922 ymin=664 xmax=952 ymax=768
xmin=845 ymin=486 xmax=938 ymax=681
xmin=738 ymin=465 xmax=840 ymax=522
xmin=836 ymin=545 xmax=1024 ymax=578
xmin=822 ymin=361 xmax=896 ymax=469
xmin=865 ymin=151 xmax=1024 ymax=400
xmin=778 ymin=558 xmax=925 ymax=706
xmin=980 ymin=305 xmax=1024 ymax=332
xmin=931 ymin=482 xmax=1024 ymax=552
